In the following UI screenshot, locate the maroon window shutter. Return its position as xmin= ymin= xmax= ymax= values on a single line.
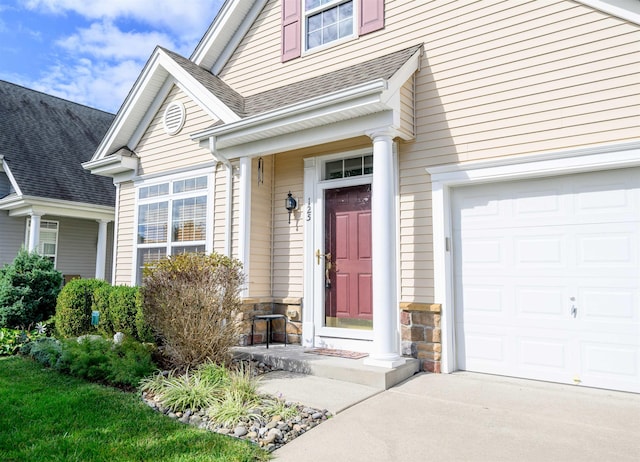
xmin=282 ymin=0 xmax=301 ymax=62
xmin=359 ymin=0 xmax=385 ymax=35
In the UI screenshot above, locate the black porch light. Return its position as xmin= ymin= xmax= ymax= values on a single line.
xmin=285 ymin=191 xmax=297 ymax=224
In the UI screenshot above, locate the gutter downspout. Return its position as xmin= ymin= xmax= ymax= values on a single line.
xmin=208 ymin=136 xmax=234 ymax=257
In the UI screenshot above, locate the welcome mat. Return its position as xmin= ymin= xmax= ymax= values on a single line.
xmin=305 ymin=348 xmax=368 ymax=360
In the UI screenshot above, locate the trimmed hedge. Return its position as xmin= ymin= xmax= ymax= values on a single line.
xmin=55 ymin=279 xmax=150 ymax=342
xmin=55 ymin=279 xmax=110 ymax=338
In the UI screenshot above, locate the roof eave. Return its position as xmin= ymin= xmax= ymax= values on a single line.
xmin=191 ymin=79 xmax=390 ymax=151
xmin=0 ymin=195 xmax=115 ymax=221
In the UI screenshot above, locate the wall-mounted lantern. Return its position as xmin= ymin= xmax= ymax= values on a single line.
xmin=285 ymin=191 xmax=297 ymax=224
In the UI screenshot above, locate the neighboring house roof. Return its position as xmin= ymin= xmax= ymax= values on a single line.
xmin=0 ymin=80 xmax=116 ymax=207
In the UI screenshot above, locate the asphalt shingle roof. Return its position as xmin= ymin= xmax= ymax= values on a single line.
xmin=0 ymin=81 xmax=116 ymax=207
xmin=165 ymin=44 xmax=422 ymax=119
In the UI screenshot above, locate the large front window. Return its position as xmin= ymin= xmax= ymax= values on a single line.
xmin=136 ymin=175 xmax=208 ymax=283
xmin=305 ymin=0 xmax=354 ymax=50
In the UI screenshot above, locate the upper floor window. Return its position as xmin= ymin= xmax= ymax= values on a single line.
xmin=305 ymin=0 xmax=354 ymax=50
xmin=282 ymin=0 xmax=384 ymax=62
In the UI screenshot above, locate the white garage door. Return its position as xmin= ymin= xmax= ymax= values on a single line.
xmin=452 ymin=167 xmax=640 ymax=393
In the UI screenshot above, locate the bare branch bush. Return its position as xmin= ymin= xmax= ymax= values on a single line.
xmin=141 ymin=253 xmax=244 ymax=369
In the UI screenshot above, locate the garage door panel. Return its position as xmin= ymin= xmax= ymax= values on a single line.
xmin=519 ymin=338 xmax=568 ymax=369
xmin=580 ymin=288 xmax=636 ymax=320
xmin=453 ymin=167 xmax=640 ymax=393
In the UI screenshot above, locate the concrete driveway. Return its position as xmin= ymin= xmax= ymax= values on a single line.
xmin=274 ymin=372 xmax=640 ymax=461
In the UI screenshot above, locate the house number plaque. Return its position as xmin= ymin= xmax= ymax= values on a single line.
xmin=306 ymin=198 xmax=312 ymax=221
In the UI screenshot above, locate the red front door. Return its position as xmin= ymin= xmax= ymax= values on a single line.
xmin=324 ymin=184 xmax=373 ymax=328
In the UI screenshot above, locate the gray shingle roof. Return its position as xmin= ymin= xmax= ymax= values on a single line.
xmin=0 ymin=81 xmax=116 ymax=207
xmin=165 ymin=44 xmax=422 ymax=119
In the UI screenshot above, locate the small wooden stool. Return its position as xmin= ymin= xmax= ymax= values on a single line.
xmin=250 ymin=314 xmax=287 ymax=348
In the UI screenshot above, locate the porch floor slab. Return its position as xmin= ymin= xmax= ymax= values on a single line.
xmin=232 ymin=344 xmax=420 ymax=390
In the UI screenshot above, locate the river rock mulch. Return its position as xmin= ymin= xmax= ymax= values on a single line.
xmin=141 ymin=359 xmax=332 ymax=453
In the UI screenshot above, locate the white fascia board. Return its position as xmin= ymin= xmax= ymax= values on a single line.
xmin=426 ymin=140 xmax=640 ymax=185
xmin=159 ymin=51 xmax=240 ymax=123
xmin=0 ymin=196 xmax=115 ymax=221
xmin=82 ymin=153 xmax=138 ymax=178
xmin=128 ymin=77 xmax=176 ymax=150
xmin=0 ymin=158 xmax=23 ymax=196
xmin=191 ymin=0 xmax=266 ymax=70
xmin=191 ymin=80 xmax=388 ymax=147
xmin=216 ymin=111 xmax=395 ymax=159
xmin=90 ymin=49 xmax=170 ymax=162
xmin=210 ymin=1 xmax=268 ymax=75
xmin=575 ymin=0 xmax=640 ymax=25
xmin=90 ymin=47 xmax=239 ymax=163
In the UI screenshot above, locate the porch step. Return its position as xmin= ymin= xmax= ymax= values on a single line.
xmin=232 ymin=344 xmax=420 ymax=390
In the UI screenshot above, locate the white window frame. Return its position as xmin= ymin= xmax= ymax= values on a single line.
xmin=303 ymin=0 xmax=357 ymax=54
xmin=25 ymin=219 xmax=59 ymax=267
xmin=133 ymin=170 xmax=214 ymax=285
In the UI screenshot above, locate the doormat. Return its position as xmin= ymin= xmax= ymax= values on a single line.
xmin=305 ymin=348 xmax=368 ymax=359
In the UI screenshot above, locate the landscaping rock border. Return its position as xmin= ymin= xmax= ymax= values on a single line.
xmin=141 ymin=359 xmax=332 ymax=453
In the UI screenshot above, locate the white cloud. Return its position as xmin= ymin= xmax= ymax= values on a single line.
xmin=56 ymin=21 xmax=177 ymax=61
xmin=22 ymin=0 xmax=222 ymax=37
xmin=32 ymin=57 xmax=143 ymax=113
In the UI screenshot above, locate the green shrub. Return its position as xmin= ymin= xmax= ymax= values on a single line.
xmin=141 ymin=252 xmax=244 ymax=368
xmin=55 ymin=279 xmax=109 ymax=338
xmin=56 ymin=337 xmax=156 ymax=388
xmin=94 ymin=285 xmax=151 ymax=342
xmin=93 ymin=285 xmax=112 ymax=337
xmin=20 ymin=337 xmax=62 ymax=367
xmin=0 ymin=249 xmax=63 ymax=329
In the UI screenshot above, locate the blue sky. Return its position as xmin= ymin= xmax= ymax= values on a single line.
xmin=0 ymin=0 xmax=224 ymax=113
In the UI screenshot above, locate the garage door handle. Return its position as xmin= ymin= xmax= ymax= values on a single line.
xmin=571 ymin=305 xmax=578 ymax=318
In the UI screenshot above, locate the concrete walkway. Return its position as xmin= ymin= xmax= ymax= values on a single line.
xmin=273 ymin=372 xmax=640 ymax=461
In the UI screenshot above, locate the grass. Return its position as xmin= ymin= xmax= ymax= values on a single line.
xmin=0 ymin=356 xmax=269 ymax=462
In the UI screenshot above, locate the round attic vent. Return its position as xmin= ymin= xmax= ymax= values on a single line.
xmin=163 ymin=102 xmax=185 ymax=135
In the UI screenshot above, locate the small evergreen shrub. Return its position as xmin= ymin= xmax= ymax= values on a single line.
xmin=141 ymin=252 xmax=244 ymax=368
xmin=94 ymin=285 xmax=151 ymax=342
xmin=0 ymin=249 xmax=63 ymax=329
xmin=55 ymin=279 xmax=109 ymax=338
xmin=21 ymin=337 xmax=62 ymax=367
xmin=56 ymin=337 xmax=156 ymax=388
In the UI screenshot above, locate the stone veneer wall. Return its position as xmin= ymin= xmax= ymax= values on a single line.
xmin=400 ymin=303 xmax=442 ymax=373
xmin=237 ymin=298 xmax=302 ymax=346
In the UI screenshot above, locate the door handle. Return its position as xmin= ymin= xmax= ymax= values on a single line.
xmin=316 ymin=249 xmax=331 ymax=265
xmin=570 ymin=297 xmax=577 ymax=318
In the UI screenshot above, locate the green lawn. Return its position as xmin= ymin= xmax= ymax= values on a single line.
xmin=0 ymin=357 xmax=268 ymax=462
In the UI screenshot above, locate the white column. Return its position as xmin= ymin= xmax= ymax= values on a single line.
xmin=95 ymin=220 xmax=110 ymax=280
xmin=364 ymin=131 xmax=406 ymax=368
xmin=238 ymin=157 xmax=252 ymax=298
xmin=28 ymin=213 xmax=42 ymax=252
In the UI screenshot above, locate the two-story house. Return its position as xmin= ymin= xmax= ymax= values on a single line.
xmin=84 ymin=0 xmax=640 ymax=393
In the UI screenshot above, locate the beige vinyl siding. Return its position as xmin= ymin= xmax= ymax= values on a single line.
xmin=0 ymin=212 xmax=25 ymax=267
xmin=114 ymin=181 xmax=135 ymax=285
xmin=221 ymin=0 xmax=639 ymax=304
xmin=399 ymin=78 xmax=414 ymax=138
xmin=272 ymin=151 xmax=304 ymax=299
xmin=136 ymin=85 xmax=215 ymax=176
xmin=248 ymin=155 xmax=274 ymax=297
